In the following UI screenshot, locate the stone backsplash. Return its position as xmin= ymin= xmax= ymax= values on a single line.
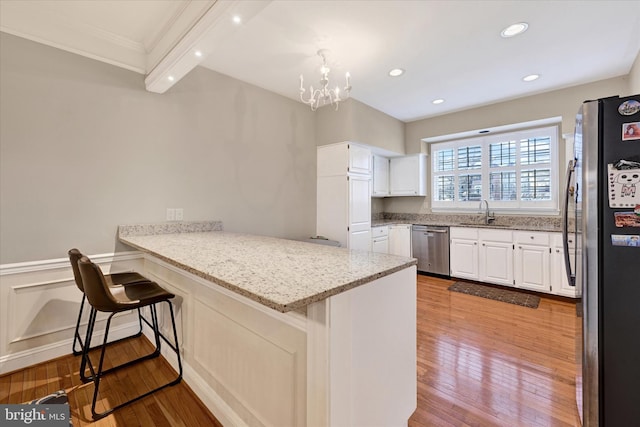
xmin=378 ymin=212 xmax=565 ymax=232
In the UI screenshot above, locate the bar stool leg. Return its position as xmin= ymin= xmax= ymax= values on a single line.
xmin=89 ymin=301 xmax=183 ymax=420
xmin=72 ymin=295 xmax=87 ymax=355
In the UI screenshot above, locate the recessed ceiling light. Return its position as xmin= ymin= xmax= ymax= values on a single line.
xmin=432 ymin=99 xmax=445 ymax=105
xmin=388 ymin=68 xmax=404 ymax=77
xmin=167 ymin=76 xmax=175 ymax=82
xmin=194 ymin=50 xmax=203 ymax=57
xmin=501 ymin=22 xmax=528 ymax=38
xmin=522 ymin=74 xmax=540 ymax=82
xmin=232 ymin=15 xmax=242 ymax=24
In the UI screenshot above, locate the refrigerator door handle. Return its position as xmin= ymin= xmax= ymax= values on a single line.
xmin=562 ymin=159 xmax=576 ymax=287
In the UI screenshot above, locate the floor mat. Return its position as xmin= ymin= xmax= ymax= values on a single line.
xmin=448 ymin=281 xmax=540 ymax=309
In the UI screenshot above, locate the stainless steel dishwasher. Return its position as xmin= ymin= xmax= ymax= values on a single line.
xmin=411 ymin=225 xmax=450 ymax=276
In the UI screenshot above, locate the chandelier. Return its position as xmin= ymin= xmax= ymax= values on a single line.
xmin=299 ymin=49 xmax=351 ymax=111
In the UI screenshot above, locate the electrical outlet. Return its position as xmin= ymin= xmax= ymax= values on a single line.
xmin=175 ymin=208 xmax=183 ymax=221
xmin=166 ymin=208 xmax=176 ymax=221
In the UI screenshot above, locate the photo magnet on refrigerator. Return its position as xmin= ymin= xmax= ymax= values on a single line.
xmin=611 ymin=234 xmax=640 ymax=247
xmin=608 ymin=163 xmax=640 ymax=208
xmin=622 ymin=122 xmax=640 ymax=141
xmin=618 ymin=99 xmax=640 ymax=116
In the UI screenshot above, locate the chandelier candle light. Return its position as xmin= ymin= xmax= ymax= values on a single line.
xmin=299 ymin=49 xmax=351 ymax=111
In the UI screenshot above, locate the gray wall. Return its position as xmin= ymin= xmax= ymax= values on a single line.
xmin=629 ymin=52 xmax=640 ymax=94
xmin=404 ymin=76 xmax=629 ymax=154
xmin=0 ymin=34 xmax=316 ymax=264
xmin=316 ymin=98 xmax=404 ymax=154
xmin=386 ymin=76 xmax=631 ymax=215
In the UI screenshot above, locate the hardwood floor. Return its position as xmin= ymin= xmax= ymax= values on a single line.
xmin=409 ymin=275 xmax=580 ymax=427
xmin=0 ymin=336 xmax=222 ymax=427
xmin=1 ymin=274 xmax=579 ymax=426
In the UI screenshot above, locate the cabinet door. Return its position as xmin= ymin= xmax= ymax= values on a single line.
xmin=389 ymin=225 xmax=412 ymax=257
xmin=317 ymin=175 xmax=348 ymax=246
xmin=450 ymin=238 xmax=478 ymax=280
xmin=550 ymin=245 xmax=577 ymax=297
xmin=479 ymin=241 xmax=514 ymax=286
xmin=348 ymin=175 xmax=371 ymax=251
xmin=514 ymin=244 xmax=550 ymax=292
xmin=348 ymin=144 xmax=372 ymax=175
xmin=372 ymin=237 xmax=389 ymax=254
xmin=389 ymin=154 xmax=427 ymax=196
xmin=372 ymin=155 xmax=390 ymax=197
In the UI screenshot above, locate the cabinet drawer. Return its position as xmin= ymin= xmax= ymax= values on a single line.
xmin=450 ymin=227 xmax=478 ymax=239
xmin=551 ymin=232 xmax=575 ymax=249
xmin=372 ymin=226 xmax=389 ymax=237
xmin=514 ymin=231 xmax=549 ymax=246
xmin=479 ymin=229 xmax=513 ymax=243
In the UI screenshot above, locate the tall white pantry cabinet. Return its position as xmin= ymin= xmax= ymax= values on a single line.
xmin=317 ymin=142 xmax=372 ymax=251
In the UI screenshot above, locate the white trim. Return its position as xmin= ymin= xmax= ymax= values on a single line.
xmin=145 ymin=1 xmax=271 ymax=93
xmin=0 ymin=322 xmax=140 ymax=375
xmin=422 ymin=116 xmax=562 ymax=143
xmin=0 ymin=251 xmax=142 ymax=275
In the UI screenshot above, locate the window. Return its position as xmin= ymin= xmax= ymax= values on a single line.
xmin=431 ymin=125 xmax=559 ymax=212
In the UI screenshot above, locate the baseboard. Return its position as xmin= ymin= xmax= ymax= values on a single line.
xmin=0 ymin=321 xmax=141 ymax=375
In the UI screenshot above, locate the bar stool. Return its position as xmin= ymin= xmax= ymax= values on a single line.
xmin=77 ymin=255 xmax=183 ymax=419
xmin=68 ymin=248 xmax=150 ymax=357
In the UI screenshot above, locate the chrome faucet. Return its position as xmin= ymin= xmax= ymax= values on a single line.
xmin=479 ymin=199 xmax=496 ymax=225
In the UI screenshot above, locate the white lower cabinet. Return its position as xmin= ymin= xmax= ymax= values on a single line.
xmin=372 ymin=226 xmax=389 ymax=254
xmin=372 ymin=224 xmax=412 ymax=257
xmin=450 ymin=227 xmax=479 ymax=280
xmin=479 ymin=229 xmax=514 ymax=286
xmin=514 ymin=231 xmax=550 ymax=292
xmin=449 ymin=228 xmax=578 ymax=298
xmin=550 ymin=233 xmax=578 ymax=297
xmin=389 ymin=224 xmax=412 ymax=257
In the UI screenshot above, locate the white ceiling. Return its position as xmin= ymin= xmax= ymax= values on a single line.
xmin=1 ymin=0 xmax=639 ymax=122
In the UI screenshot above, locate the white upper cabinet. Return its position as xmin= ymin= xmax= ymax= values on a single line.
xmin=389 ymin=154 xmax=427 ymax=196
xmin=372 ymin=155 xmax=390 ymax=197
xmin=349 ymin=144 xmax=372 ymax=175
xmin=317 ymin=142 xmax=372 ymax=177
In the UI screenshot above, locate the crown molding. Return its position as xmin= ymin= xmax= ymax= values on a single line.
xmin=0 ymin=0 xmax=217 ymax=75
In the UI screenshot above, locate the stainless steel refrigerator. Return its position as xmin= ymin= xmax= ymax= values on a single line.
xmin=563 ymin=95 xmax=640 ymax=426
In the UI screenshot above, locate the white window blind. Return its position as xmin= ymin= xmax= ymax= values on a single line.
xmin=431 ymin=125 xmax=559 ymax=213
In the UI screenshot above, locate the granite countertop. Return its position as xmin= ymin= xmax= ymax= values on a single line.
xmin=118 ymin=222 xmax=416 ymax=313
xmin=371 ymin=214 xmax=563 ymax=232
xmin=372 ymin=220 xmax=560 ymax=232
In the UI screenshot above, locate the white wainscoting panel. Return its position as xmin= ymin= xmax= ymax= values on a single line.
xmin=142 ymin=255 xmax=307 ymax=427
xmin=0 ymin=251 xmax=144 ymax=374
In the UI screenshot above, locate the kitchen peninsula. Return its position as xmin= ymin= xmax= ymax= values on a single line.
xmin=118 ymin=221 xmax=417 ymax=427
